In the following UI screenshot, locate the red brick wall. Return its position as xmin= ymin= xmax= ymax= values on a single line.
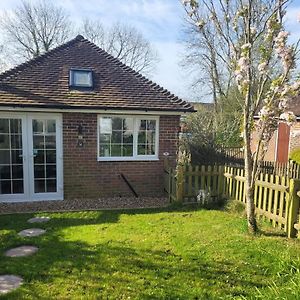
xmin=63 ymin=113 xmax=180 ymax=199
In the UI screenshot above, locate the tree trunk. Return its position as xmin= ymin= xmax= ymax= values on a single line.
xmin=244 ymin=129 xmax=258 ymax=233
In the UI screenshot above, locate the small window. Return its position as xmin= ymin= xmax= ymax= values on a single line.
xmin=69 ymin=69 xmax=93 ymax=88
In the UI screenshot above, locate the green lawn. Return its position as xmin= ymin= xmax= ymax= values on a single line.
xmin=0 ymin=205 xmax=300 ymax=299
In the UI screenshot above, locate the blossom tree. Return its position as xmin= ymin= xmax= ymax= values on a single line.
xmin=183 ymin=0 xmax=299 ymax=232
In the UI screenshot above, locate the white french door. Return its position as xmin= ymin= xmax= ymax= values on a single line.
xmin=0 ymin=113 xmax=63 ymax=202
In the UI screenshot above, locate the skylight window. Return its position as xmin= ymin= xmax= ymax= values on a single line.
xmin=69 ymin=69 xmax=93 ymax=88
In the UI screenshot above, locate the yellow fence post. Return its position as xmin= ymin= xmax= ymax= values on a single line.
xmin=176 ymin=164 xmax=185 ymax=202
xmin=287 ymin=179 xmax=300 ymax=238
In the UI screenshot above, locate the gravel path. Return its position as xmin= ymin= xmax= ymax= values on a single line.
xmin=0 ymin=197 xmax=169 ymax=215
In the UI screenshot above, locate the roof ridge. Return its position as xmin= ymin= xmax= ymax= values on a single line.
xmin=0 ymin=35 xmax=82 ymax=81
xmin=80 ymin=38 xmax=193 ymax=110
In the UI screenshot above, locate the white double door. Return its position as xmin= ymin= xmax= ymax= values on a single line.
xmin=0 ymin=113 xmax=63 ymax=202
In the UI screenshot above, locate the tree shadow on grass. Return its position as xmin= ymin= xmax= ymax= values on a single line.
xmin=0 ymin=228 xmax=268 ymax=300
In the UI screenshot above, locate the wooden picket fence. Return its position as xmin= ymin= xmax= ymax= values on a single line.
xmin=223 ymin=166 xmax=300 ymax=237
xmin=164 ymin=163 xmax=300 ymax=238
xmin=258 ymin=160 xmax=300 ymax=178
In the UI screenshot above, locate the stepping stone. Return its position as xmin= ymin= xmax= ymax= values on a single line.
xmin=0 ymin=275 xmax=23 ymax=295
xmin=27 ymin=216 xmax=50 ymax=224
xmin=18 ymin=228 xmax=46 ymax=237
xmin=5 ymin=246 xmax=38 ymax=257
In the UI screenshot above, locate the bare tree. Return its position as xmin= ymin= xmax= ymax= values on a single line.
xmin=82 ymin=20 xmax=159 ymax=75
xmin=0 ymin=0 xmax=72 ymax=60
xmin=0 ymin=45 xmax=8 ymax=73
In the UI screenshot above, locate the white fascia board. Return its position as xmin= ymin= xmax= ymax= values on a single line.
xmin=0 ymin=106 xmax=188 ymax=116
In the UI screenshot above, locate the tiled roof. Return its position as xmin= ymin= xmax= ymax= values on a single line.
xmin=0 ymin=35 xmax=194 ymax=113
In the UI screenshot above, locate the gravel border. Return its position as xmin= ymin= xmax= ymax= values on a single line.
xmin=0 ymin=197 xmax=170 ymax=215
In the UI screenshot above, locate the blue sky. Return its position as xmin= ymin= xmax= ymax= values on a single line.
xmin=1 ymin=0 xmax=300 ymax=102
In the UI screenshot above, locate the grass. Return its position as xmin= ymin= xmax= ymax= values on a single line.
xmin=0 ymin=205 xmax=300 ymax=299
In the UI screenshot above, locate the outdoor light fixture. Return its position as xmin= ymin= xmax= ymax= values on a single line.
xmin=78 ymin=124 xmax=84 ymax=147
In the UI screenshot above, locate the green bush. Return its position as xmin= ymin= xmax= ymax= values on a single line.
xmin=289 ymin=148 xmax=300 ymax=164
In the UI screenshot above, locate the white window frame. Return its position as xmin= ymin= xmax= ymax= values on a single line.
xmin=97 ymin=115 xmax=159 ymax=161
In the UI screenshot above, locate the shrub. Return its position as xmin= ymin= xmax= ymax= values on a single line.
xmin=289 ymin=148 xmax=300 ymax=164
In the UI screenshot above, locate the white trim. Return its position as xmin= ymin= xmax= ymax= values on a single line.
xmin=0 ymin=112 xmax=63 ymax=203
xmin=0 ymin=106 xmax=187 ymax=116
xmin=97 ymin=115 xmax=160 ymax=161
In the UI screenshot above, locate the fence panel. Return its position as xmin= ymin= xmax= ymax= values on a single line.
xmin=224 ymin=166 xmax=290 ymax=232
xmin=164 ymin=163 xmax=300 ymax=238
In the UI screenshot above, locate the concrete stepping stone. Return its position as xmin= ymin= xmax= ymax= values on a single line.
xmin=0 ymin=275 xmax=23 ymax=294
xmin=27 ymin=216 xmax=50 ymax=224
xmin=5 ymin=246 xmax=38 ymax=257
xmin=18 ymin=228 xmax=46 ymax=237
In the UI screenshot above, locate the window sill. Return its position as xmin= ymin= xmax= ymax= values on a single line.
xmin=97 ymin=157 xmax=159 ymax=162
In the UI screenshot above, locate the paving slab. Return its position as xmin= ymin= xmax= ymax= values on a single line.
xmin=27 ymin=216 xmax=50 ymax=223
xmin=18 ymin=228 xmax=46 ymax=237
xmin=5 ymin=246 xmax=38 ymax=257
xmin=0 ymin=275 xmax=23 ymax=294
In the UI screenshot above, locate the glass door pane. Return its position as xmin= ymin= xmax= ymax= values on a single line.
xmin=0 ymin=118 xmax=24 ymax=194
xmin=32 ymin=119 xmax=57 ymax=193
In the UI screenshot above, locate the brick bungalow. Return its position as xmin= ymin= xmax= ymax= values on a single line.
xmin=0 ymin=35 xmax=194 ymax=204
xmin=251 ymin=96 xmax=300 ymax=163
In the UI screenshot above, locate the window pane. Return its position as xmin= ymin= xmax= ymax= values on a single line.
xmin=0 ymin=150 xmax=10 ymax=164
xmin=12 ymin=165 xmax=23 ymax=179
xmin=100 ymin=118 xmax=112 ymax=134
xmin=99 ymin=144 xmax=111 ymax=157
xmin=46 ymin=150 xmax=56 ymax=164
xmin=123 ymin=133 xmax=133 ymax=144
xmin=111 ymin=144 xmax=122 ymax=156
xmin=0 ymin=165 xmax=11 ymax=179
xmin=0 ymin=135 xmax=9 ymax=149
xmin=123 ymin=118 xmax=134 ymax=131
xmin=112 ymin=118 xmax=123 ymax=130
xmin=122 ymin=145 xmax=133 ymax=156
xmin=139 ymin=120 xmax=147 ymax=130
xmin=100 ymin=134 xmax=111 ymax=143
xmin=33 ymin=120 xmax=44 ymax=134
xmin=35 ymin=179 xmax=45 ymax=193
xmin=46 ymin=179 xmax=57 ymax=192
xmin=33 ymin=136 xmax=44 ymax=149
xmin=0 ymin=180 xmax=11 ymax=194
xmin=47 ymin=120 xmax=56 ymax=133
xmin=73 ymin=71 xmax=92 ymax=86
xmin=147 ymin=120 xmax=156 ymax=130
xmin=147 ymin=144 xmax=156 ymax=155
xmin=34 ymin=150 xmax=45 ymax=164
xmin=138 ymin=132 xmax=146 ymax=144
xmin=11 ymin=150 xmax=23 ymax=164
xmin=111 ymin=131 xmax=122 ymax=144
xmin=46 ymin=165 xmax=56 ymax=178
xmin=10 ymin=119 xmax=22 ymax=134
xmin=138 ymin=144 xmax=146 ymax=155
xmin=11 ymin=134 xmax=22 ymax=149
xmin=34 ymin=164 xmax=45 ymax=179
xmin=45 ymin=136 xmax=56 ymax=149
xmin=12 ymin=180 xmax=23 ymax=194
xmin=0 ymin=119 xmax=9 ymax=133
